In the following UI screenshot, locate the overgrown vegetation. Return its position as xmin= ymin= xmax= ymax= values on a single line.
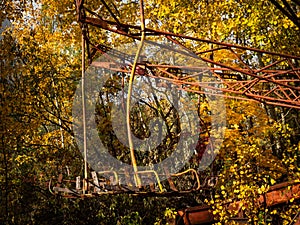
xmin=0 ymin=0 xmax=299 ymax=224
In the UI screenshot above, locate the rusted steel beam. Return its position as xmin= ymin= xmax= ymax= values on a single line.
xmin=144 ymin=72 xmax=300 ymax=109
xmin=80 ymin=15 xmax=300 ymax=60
xmin=258 ymin=182 xmax=300 ymax=207
xmin=176 ymin=181 xmax=300 ymax=225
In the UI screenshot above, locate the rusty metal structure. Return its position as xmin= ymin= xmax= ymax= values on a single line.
xmin=75 ymin=0 xmax=300 ymax=109
xmin=176 ymin=180 xmax=300 ymax=224
xmin=50 ymin=0 xmax=300 ymax=222
xmin=50 ymin=168 xmax=203 ymax=197
xmin=52 ymin=0 xmax=300 ymax=218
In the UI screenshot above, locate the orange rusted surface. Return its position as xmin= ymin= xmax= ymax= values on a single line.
xmin=177 ymin=181 xmax=300 ymax=225
xmin=179 ymin=205 xmax=214 ymax=225
xmin=258 ymin=183 xmax=300 ymax=207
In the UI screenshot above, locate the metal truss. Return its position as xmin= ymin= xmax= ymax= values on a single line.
xmin=75 ymin=0 xmax=300 ymax=109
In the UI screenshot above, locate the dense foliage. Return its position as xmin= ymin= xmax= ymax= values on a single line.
xmin=1 ymin=0 xmax=299 ymax=224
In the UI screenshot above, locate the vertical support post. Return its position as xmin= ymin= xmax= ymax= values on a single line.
xmin=126 ymin=0 xmax=145 ymax=188
xmin=82 ymin=27 xmax=88 ymax=194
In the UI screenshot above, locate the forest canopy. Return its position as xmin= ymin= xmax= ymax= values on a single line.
xmin=0 ymin=0 xmax=299 ymax=224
